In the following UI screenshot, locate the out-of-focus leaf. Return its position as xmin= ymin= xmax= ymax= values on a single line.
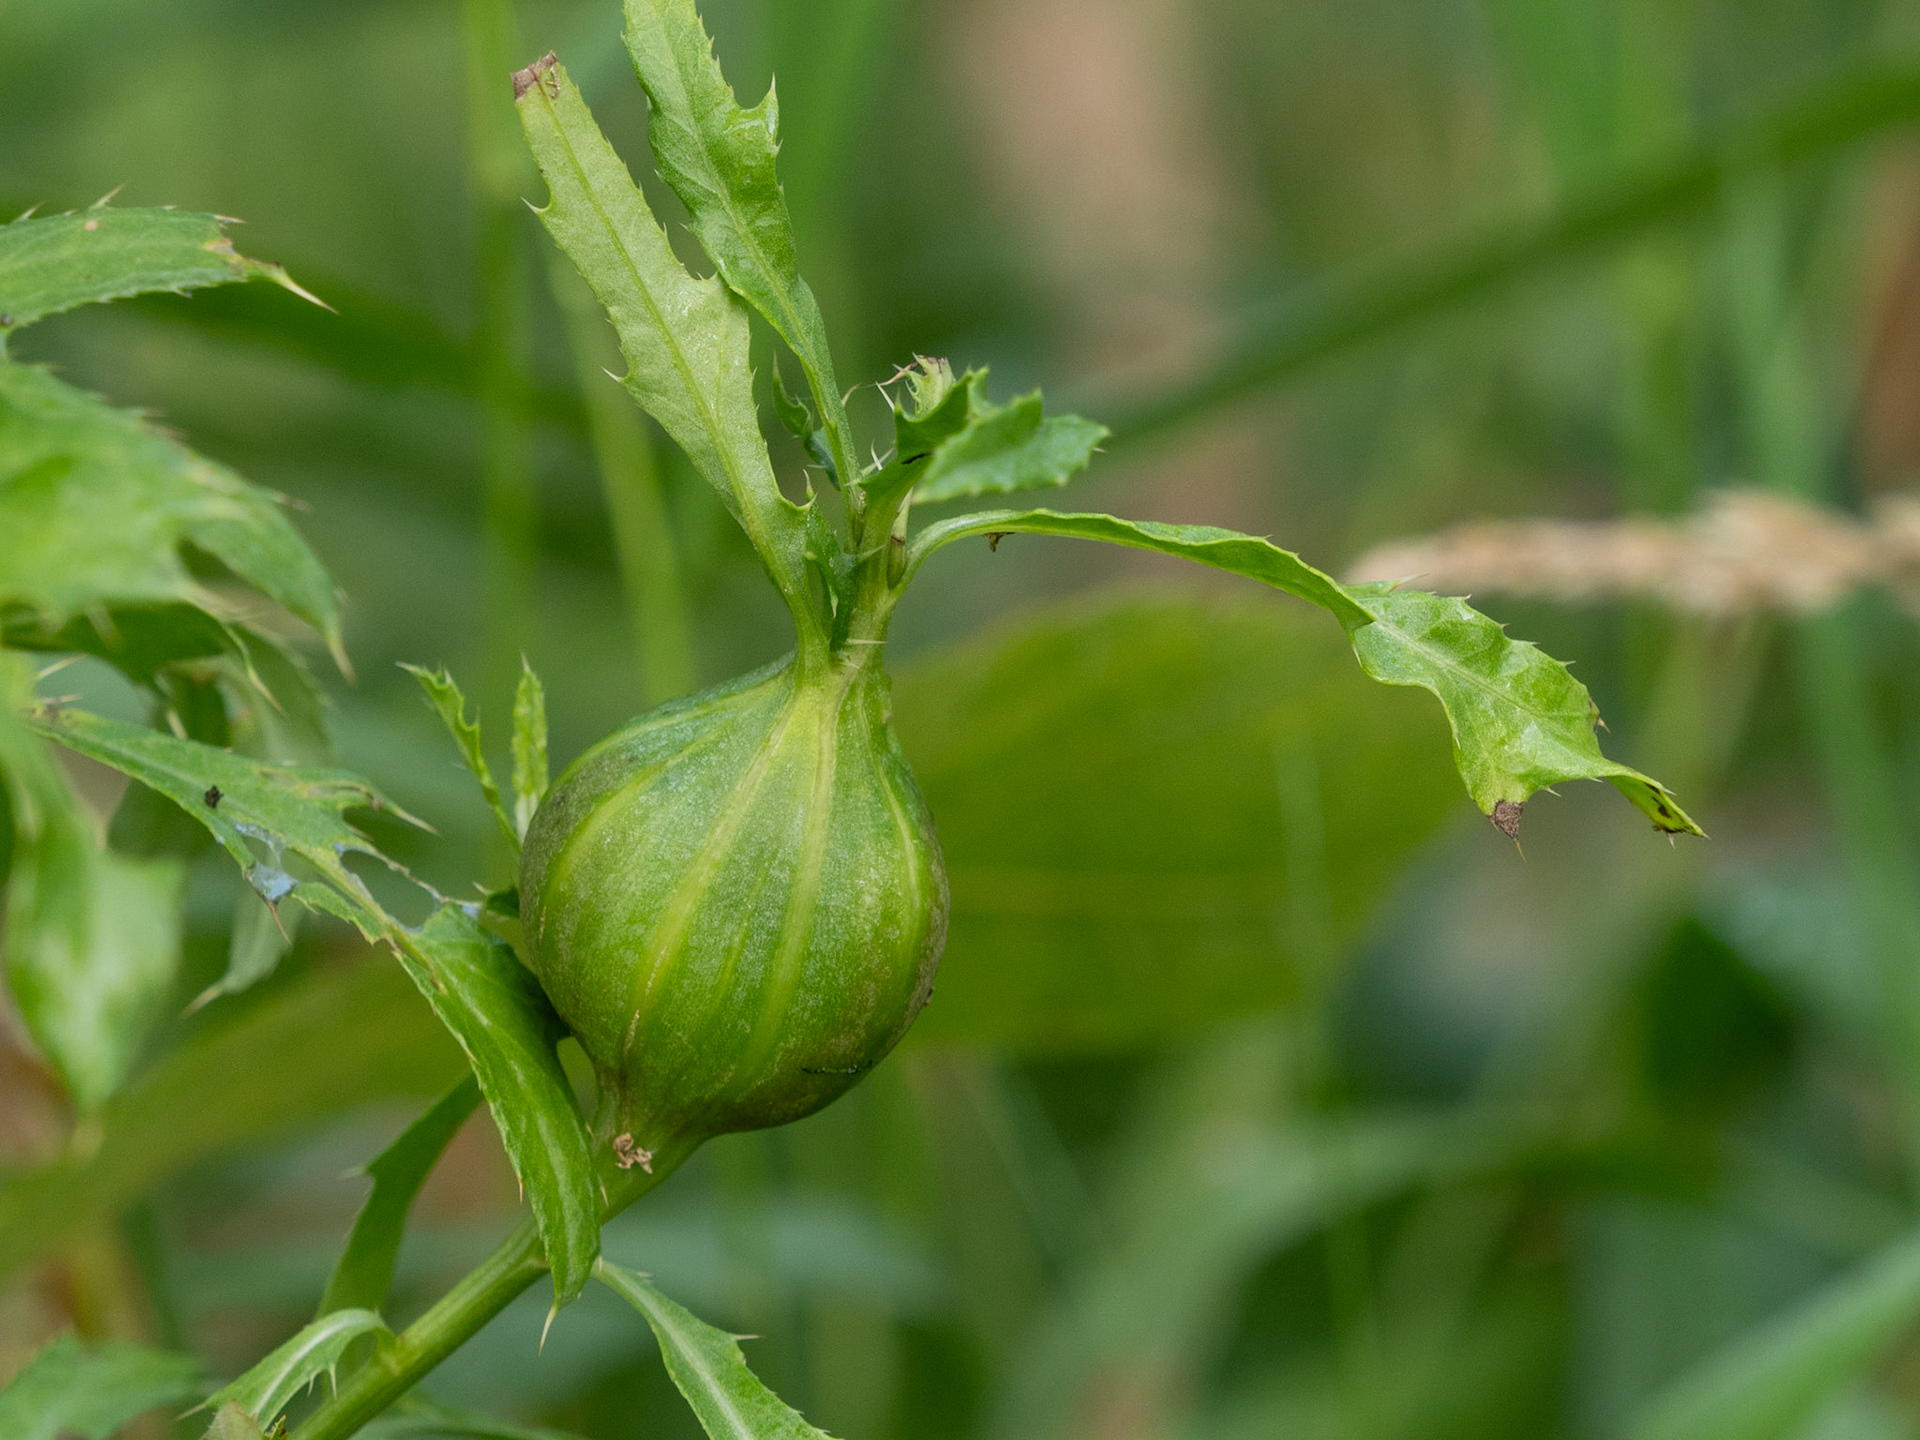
xmin=0 ymin=362 xmax=343 ymax=661
xmin=319 ymin=1074 xmax=483 ymax=1317
xmin=0 ymin=660 xmax=182 ymax=1110
xmin=201 ymin=891 xmax=302 ymax=1009
xmin=28 ymin=705 xmax=418 ymax=932
xmin=0 ymin=958 xmax=464 ymax=1278
xmin=399 ymin=904 xmax=598 ymax=1306
xmin=623 ymin=0 xmax=855 ymax=484
xmin=512 ymin=659 xmax=549 ymax=840
xmin=0 ymin=204 xmax=315 ymax=342
xmin=909 ymin=511 xmax=1698 ymax=835
xmin=596 ymin=1261 xmax=839 ymax=1439
xmin=1628 ymin=1225 xmax=1920 ymax=1440
xmin=893 ymin=592 xmax=1457 ymax=1048
xmin=200 ymin=1308 xmax=389 ymax=1432
xmin=5 ymin=842 xmax=184 ymax=1113
xmin=404 ymin=664 xmax=516 ymax=848
xmin=0 ymin=1333 xmax=204 ymax=1440
xmin=514 ymin=55 xmax=809 ymax=607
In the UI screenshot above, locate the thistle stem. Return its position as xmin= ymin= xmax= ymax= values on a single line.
xmin=289 ymin=1145 xmax=692 ymax=1440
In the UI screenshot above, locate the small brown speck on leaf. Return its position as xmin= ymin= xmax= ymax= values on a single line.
xmin=612 ymin=1132 xmax=653 ymax=1173
xmin=0 ymin=315 xmax=12 ymax=327
xmin=512 ymin=52 xmax=559 ymax=101
xmin=203 ymin=786 xmax=222 ymax=810
xmin=986 ymin=531 xmax=1009 ymax=552
xmin=1491 ymin=799 xmax=1523 ymax=841
xmin=83 ymin=218 xmax=99 ymax=232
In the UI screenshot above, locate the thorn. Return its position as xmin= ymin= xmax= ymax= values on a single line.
xmin=90 ymin=184 xmax=124 ymax=209
xmin=269 ymin=266 xmax=334 ymax=313
xmin=540 ymin=1304 xmax=559 ymax=1352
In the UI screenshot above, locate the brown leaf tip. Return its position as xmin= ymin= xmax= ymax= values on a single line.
xmin=1491 ymin=799 xmax=1524 ymax=841
xmin=512 ymin=52 xmax=559 ymax=102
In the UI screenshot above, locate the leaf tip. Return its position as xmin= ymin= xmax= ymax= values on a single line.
xmin=513 ymin=52 xmax=560 ymax=103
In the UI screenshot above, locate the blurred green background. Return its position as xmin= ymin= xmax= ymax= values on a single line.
xmin=15 ymin=0 xmax=1920 ymax=1435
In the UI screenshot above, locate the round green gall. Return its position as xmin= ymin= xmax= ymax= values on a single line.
xmin=519 ymin=656 xmax=946 ymax=1157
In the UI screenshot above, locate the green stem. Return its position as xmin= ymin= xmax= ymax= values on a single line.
xmin=289 ymin=1144 xmax=694 ymax=1440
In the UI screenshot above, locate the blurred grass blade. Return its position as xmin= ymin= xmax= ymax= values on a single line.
xmin=404 ymin=664 xmax=518 ymax=849
xmin=512 ymin=659 xmax=549 ymax=839
xmin=624 ymin=0 xmax=856 ymax=485
xmin=908 ymin=510 xmax=1697 ymax=833
xmin=0 ymin=959 xmax=462 ymax=1279
xmin=0 ymin=203 xmax=318 ymax=345
xmin=1629 ymin=1226 xmax=1920 ymax=1440
xmin=595 ymin=1261 xmax=838 ymax=1439
xmin=399 ymin=905 xmax=599 ymax=1307
xmin=319 ymin=1075 xmax=484 ymax=1317
xmin=0 ymin=362 xmax=345 ymax=664
xmin=200 ymin=1309 xmax=390 ymax=1432
xmin=0 ymin=1333 xmax=204 ymax=1440
xmin=515 ymin=54 xmax=808 ymax=610
xmin=28 ymin=706 xmax=420 ymax=932
xmin=1099 ymin=60 xmax=1920 ymax=448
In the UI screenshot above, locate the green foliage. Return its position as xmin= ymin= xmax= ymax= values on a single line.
xmin=0 ymin=202 xmax=314 ymax=345
xmin=911 ymin=511 xmax=1696 ymax=831
xmin=0 ymin=1333 xmax=204 ymax=1440
xmin=405 ymin=663 xmax=518 ymax=849
xmin=622 ymin=0 xmax=855 ymax=486
xmin=200 ymin=1308 xmax=390 ymax=1434
xmin=398 ymin=905 xmax=600 ymax=1306
xmin=876 ymin=361 xmax=1107 ymax=508
xmin=513 ymin=54 xmax=809 ymax=617
xmin=319 ymin=1076 xmax=483 ymax=1317
xmin=0 ymin=359 xmax=343 ymax=662
xmin=28 ymin=705 xmax=414 ymax=930
xmin=596 ymin=1261 xmax=839 ymax=1439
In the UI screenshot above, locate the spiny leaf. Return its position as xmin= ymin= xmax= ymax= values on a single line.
xmin=514 ymin=55 xmax=809 ymax=610
xmin=908 ymin=510 xmax=1698 ymax=834
xmin=0 ymin=1333 xmax=204 ymax=1440
xmin=596 ymin=1261 xmax=841 ymax=1439
xmin=623 ymin=0 xmax=854 ymax=485
xmin=199 ymin=1309 xmax=389 ymax=1431
xmin=0 ymin=203 xmax=319 ymax=343
xmin=883 ymin=363 xmax=1106 ymax=508
xmin=26 ymin=705 xmax=422 ymax=932
xmin=399 ymin=905 xmax=599 ymax=1306
xmin=319 ymin=1074 xmax=483 ymax=1317
xmin=1628 ymin=1224 xmax=1920 ymax=1440
xmin=512 ymin=659 xmax=549 ymax=840
xmin=404 ymin=664 xmax=517 ymax=848
xmin=0 ymin=361 xmax=344 ymax=664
